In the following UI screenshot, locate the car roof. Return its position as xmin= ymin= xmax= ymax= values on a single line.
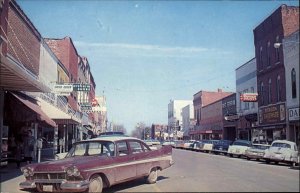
xmin=271 ymin=140 xmax=296 ymax=145
xmin=82 ymin=136 xmax=141 ymax=142
xmin=252 ymin=144 xmax=270 ymax=146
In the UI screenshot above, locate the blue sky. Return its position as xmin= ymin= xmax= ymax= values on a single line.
xmin=18 ymin=0 xmax=299 ymax=133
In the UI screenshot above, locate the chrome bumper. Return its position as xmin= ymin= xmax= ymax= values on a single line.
xmin=19 ymin=180 xmax=89 ymax=191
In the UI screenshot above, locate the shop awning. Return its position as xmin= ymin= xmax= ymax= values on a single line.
xmin=11 ymin=93 xmax=57 ymax=128
xmin=190 ymin=129 xmax=223 ymax=135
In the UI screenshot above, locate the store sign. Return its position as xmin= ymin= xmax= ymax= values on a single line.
xmin=53 ymin=84 xmax=73 ymax=93
xmin=73 ymin=83 xmax=91 ymax=91
xmin=288 ymin=107 xmax=299 ymax=121
xmin=240 ymin=93 xmax=258 ymax=102
xmin=224 ymin=114 xmax=239 ymax=121
xmin=258 ymin=103 xmax=286 ymax=125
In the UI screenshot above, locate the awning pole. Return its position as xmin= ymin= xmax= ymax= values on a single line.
xmin=0 ymin=90 xmax=4 ymax=162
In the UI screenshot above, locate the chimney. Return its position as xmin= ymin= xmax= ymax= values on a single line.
xmin=217 ymin=88 xmax=222 ymax=93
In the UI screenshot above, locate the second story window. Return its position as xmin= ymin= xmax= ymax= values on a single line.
xmin=276 ymin=75 xmax=281 ymax=102
xmin=260 ymin=82 xmax=264 ymax=105
xmin=267 ymin=42 xmax=271 ymax=66
xmin=268 ymin=78 xmax=272 ymax=104
xmin=292 ymin=68 xmax=297 ymax=99
xmin=259 ymin=46 xmax=263 ymax=70
xmin=275 ymin=36 xmax=280 ymax=62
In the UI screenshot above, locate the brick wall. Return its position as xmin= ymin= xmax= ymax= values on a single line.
xmin=7 ymin=2 xmax=41 ymax=76
xmin=0 ymin=0 xmax=9 ymax=55
xmin=254 ymin=5 xmax=299 ymax=108
xmin=45 ymin=37 xmax=80 ymax=111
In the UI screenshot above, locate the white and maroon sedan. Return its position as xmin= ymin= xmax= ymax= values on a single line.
xmin=19 ymin=136 xmax=174 ymax=193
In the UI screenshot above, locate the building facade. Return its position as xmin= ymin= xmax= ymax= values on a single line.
xmin=182 ymin=104 xmax=194 ymax=139
xmin=254 ymin=4 xmax=299 ymax=144
xmin=283 ymin=30 xmax=299 ymax=145
xmin=235 ymin=58 xmax=258 ymax=142
xmin=190 ymin=89 xmax=233 ymax=139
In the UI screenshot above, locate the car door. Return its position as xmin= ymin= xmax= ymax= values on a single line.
xmin=114 ymin=140 xmax=136 ymax=182
xmin=128 ymin=140 xmax=150 ymax=176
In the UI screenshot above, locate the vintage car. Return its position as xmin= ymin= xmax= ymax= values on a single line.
xmin=264 ymin=140 xmax=298 ymax=166
xmin=19 ymin=136 xmax=174 ymax=193
xmin=245 ymin=144 xmax=270 ymax=161
xmin=194 ymin=140 xmax=219 ymax=153
xmin=227 ymin=140 xmax=251 ymax=158
xmin=212 ymin=140 xmax=233 ymax=155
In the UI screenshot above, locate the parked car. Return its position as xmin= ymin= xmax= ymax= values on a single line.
xmin=183 ymin=140 xmax=196 ymax=149
xmin=227 ymin=140 xmax=251 ymax=158
xmin=212 ymin=140 xmax=233 ymax=155
xmin=264 ymin=140 xmax=298 ymax=166
xmin=162 ymin=140 xmax=175 ymax=147
xmin=245 ymin=144 xmax=270 ymax=161
xmin=20 ymin=136 xmax=174 ymax=193
xmin=196 ymin=140 xmax=219 ymax=153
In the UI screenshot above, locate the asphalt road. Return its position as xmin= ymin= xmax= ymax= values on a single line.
xmin=1 ymin=148 xmax=299 ymax=192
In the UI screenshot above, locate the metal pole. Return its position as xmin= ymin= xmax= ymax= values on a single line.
xmin=38 ymin=148 xmax=41 ymax=163
xmin=0 ymin=91 xmax=4 ymax=163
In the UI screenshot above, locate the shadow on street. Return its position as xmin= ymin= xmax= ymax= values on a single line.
xmin=102 ymin=175 xmax=169 ymax=193
xmin=0 ymin=162 xmax=23 ymax=183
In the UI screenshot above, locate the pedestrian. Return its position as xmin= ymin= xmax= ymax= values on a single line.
xmin=23 ymin=130 xmax=35 ymax=164
xmin=15 ymin=138 xmax=23 ymax=168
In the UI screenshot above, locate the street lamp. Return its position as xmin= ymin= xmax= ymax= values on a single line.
xmin=274 ymin=41 xmax=300 ymax=48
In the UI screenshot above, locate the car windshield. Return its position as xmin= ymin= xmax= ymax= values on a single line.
xmin=271 ymin=142 xmax=291 ymax=149
xmin=251 ymin=145 xmax=270 ymax=150
xmin=233 ymin=141 xmax=251 ymax=146
xmin=66 ymin=141 xmax=115 ymax=157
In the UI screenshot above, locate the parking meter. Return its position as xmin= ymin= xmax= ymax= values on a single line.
xmin=37 ymin=138 xmax=43 ymax=163
xmin=37 ymin=138 xmax=43 ymax=149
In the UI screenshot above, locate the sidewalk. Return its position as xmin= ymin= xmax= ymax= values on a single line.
xmin=0 ymin=155 xmax=55 ymax=183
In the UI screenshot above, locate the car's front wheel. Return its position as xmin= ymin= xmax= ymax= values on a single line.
xmin=88 ymin=175 xmax=103 ymax=193
xmin=146 ymin=168 xmax=158 ymax=184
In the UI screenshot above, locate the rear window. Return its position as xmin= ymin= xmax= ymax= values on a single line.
xmin=251 ymin=145 xmax=269 ymax=150
xmin=271 ymin=143 xmax=291 ymax=149
xmin=233 ymin=141 xmax=250 ymax=147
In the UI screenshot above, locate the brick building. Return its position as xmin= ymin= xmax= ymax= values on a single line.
xmin=190 ymin=89 xmax=233 ymax=139
xmin=253 ymin=4 xmax=299 ymax=144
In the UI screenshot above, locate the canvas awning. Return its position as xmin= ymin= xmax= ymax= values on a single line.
xmin=11 ymin=93 xmax=57 ymax=127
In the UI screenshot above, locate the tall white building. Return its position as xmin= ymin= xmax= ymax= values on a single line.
xmin=182 ymin=104 xmax=194 ymax=138
xmin=283 ymin=30 xmax=299 ymax=144
xmin=235 ymin=58 xmax=258 ymax=141
xmin=168 ymin=100 xmax=193 ymax=137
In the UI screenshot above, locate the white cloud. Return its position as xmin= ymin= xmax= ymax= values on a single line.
xmin=73 ymin=41 xmax=218 ymax=58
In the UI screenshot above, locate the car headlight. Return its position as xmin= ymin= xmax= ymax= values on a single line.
xmin=21 ymin=167 xmax=34 ymax=177
xmin=66 ymin=166 xmax=80 ymax=177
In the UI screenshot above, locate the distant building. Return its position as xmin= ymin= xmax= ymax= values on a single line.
xmin=182 ymin=104 xmax=194 ymax=139
xmin=191 ymin=89 xmax=233 ymax=140
xmin=168 ymin=100 xmax=193 ymax=139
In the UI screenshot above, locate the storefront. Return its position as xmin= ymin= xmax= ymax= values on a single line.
xmin=3 ymin=91 xmax=56 ymax=161
xmin=256 ymin=103 xmax=287 ymax=144
xmin=237 ymin=113 xmax=257 ymax=141
xmin=287 ymin=107 xmax=300 ymax=146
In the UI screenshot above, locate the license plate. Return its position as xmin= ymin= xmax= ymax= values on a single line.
xmin=236 ymin=149 xmax=240 ymax=153
xmin=43 ymin=185 xmax=53 ymax=192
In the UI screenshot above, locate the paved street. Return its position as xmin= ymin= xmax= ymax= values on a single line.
xmin=0 ymin=148 xmax=299 ymax=193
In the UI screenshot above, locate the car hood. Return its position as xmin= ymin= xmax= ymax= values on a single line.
xmin=30 ymin=156 xmax=111 ymax=172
